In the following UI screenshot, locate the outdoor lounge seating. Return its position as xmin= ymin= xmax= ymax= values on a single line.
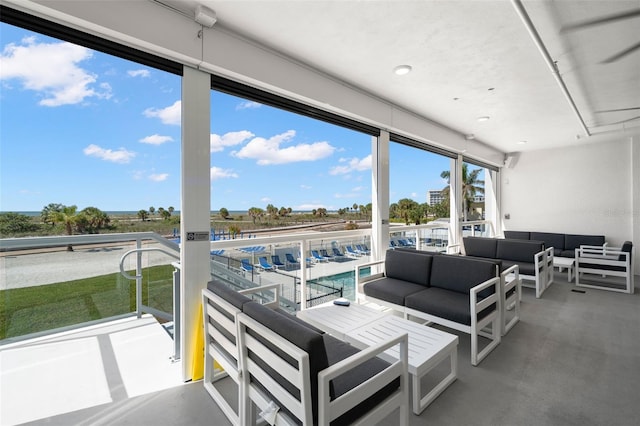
xmin=285 ymin=253 xmax=300 ymax=269
xmin=356 ymin=249 xmax=501 ymax=366
xmin=311 ymin=249 xmax=329 ymax=262
xmin=257 ymin=256 xmax=276 ymax=271
xmin=270 ymin=255 xmax=286 ymax=269
xmin=332 ymin=247 xmax=347 ymax=261
xmin=204 ymin=280 xmax=409 ymax=425
xmin=202 ymin=280 xmax=282 ymax=425
xmin=575 ymin=241 xmax=634 ymax=294
xmin=241 ymin=259 xmax=255 ymax=273
xmin=237 ymin=300 xmax=409 ymax=426
xmin=504 ymin=230 xmax=606 ymax=258
xmin=320 ymin=248 xmax=334 ymax=261
xmin=345 ymin=246 xmax=362 ymax=257
xmin=461 ymin=237 xmax=552 ymax=299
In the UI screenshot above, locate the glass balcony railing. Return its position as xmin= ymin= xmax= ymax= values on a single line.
xmin=0 ymin=233 xmax=179 ymax=345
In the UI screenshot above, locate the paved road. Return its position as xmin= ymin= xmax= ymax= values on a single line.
xmin=0 ymin=243 xmax=177 ymax=290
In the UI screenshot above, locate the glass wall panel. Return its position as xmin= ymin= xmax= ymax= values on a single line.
xmin=0 ymin=22 xmax=181 ymax=340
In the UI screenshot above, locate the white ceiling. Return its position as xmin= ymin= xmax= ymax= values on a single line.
xmin=162 ymin=0 xmax=639 ymax=154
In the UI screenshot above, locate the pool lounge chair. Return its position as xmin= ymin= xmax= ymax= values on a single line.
xmin=271 ymin=255 xmax=286 ymax=269
xmin=345 ymin=245 xmax=362 ymax=257
xmin=332 ymin=247 xmax=347 ymax=261
xmin=285 ymin=253 xmax=301 ymax=269
xmin=311 ymin=249 xmax=328 ymax=262
xmin=240 ymin=258 xmax=255 ymax=273
xmin=356 ymin=244 xmax=371 ymax=255
xmin=320 ymin=249 xmax=334 ymax=261
xmin=257 ymin=256 xmax=275 ymax=271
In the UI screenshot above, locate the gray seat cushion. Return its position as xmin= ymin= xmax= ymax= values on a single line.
xmin=502 ymin=259 xmax=537 ymax=276
xmin=363 ymin=277 xmax=427 ymax=305
xmin=405 ymin=287 xmax=495 ymax=326
xmin=323 ymin=334 xmax=400 ymax=425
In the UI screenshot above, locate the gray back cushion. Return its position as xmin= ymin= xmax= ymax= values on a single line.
xmin=564 ymin=234 xmax=605 ymax=250
xmin=207 ymin=279 xmax=252 ymax=310
xmin=385 ymin=249 xmax=433 ymax=287
xmin=430 ymin=255 xmax=496 ymax=294
xmin=619 ymin=241 xmax=633 ymax=261
xmin=497 ymin=239 xmax=544 ymax=263
xmin=242 ymin=301 xmax=328 ymax=423
xmin=463 ymin=237 xmax=497 ymax=258
xmin=504 ymin=231 xmax=530 ymax=240
xmin=531 ymin=232 xmax=565 ymax=251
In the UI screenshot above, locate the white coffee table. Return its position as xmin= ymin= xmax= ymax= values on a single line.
xmin=553 ymin=256 xmax=575 ymax=281
xmin=297 ymin=303 xmax=458 ymax=415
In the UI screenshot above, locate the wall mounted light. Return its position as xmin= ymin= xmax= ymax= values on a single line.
xmin=195 ymin=5 xmax=217 ymax=27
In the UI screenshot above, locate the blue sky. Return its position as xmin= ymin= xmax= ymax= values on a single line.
xmin=0 ymin=23 xmax=451 ymax=213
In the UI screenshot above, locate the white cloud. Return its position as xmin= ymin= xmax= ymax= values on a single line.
xmin=232 ymin=130 xmax=336 ymax=165
xmin=210 ymin=130 xmax=254 ymax=152
xmin=210 ymin=166 xmax=239 ymax=181
xmin=236 ymin=101 xmax=261 ymax=110
xmin=140 ymin=134 xmax=174 ymax=145
xmin=128 ymin=69 xmax=150 ymax=78
xmin=0 ymin=36 xmax=111 ymax=106
xmin=149 ymin=173 xmax=169 ymax=182
xmin=83 ymin=144 xmax=135 ymax=164
xmin=144 ymin=100 xmax=181 ymax=125
xmin=329 ymin=154 xmax=372 ymax=175
xmin=300 ymin=184 xmax=312 ymax=190
xmin=260 ymin=197 xmax=272 ymax=203
xmin=296 ymin=203 xmax=328 ymax=210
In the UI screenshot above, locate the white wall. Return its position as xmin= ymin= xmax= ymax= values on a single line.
xmin=501 ymin=138 xmax=639 ymax=270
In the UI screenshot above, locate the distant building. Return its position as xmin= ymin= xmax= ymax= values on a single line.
xmin=427 ymin=190 xmax=444 ymax=205
xmin=427 ymin=190 xmax=484 ymax=205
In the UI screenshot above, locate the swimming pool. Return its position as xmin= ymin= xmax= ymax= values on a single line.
xmin=309 ymin=267 xmax=371 ymax=301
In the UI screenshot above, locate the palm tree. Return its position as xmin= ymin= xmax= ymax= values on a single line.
xmin=137 ymin=209 xmax=149 ymax=221
xmin=52 ymin=205 xmax=79 ymax=251
xmin=397 ymin=198 xmax=418 ymax=225
xmin=149 ymin=206 xmax=155 ymax=216
xmin=219 ymin=207 xmax=229 ymax=220
xmin=41 ymin=203 xmax=63 ymax=227
xmin=248 ymin=207 xmax=264 ymax=224
xmin=440 ymin=164 xmax=484 ymax=221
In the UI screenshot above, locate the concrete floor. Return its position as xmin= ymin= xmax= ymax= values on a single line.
xmin=20 ymin=271 xmax=640 ymax=426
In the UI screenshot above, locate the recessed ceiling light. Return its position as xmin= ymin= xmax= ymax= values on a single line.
xmin=517 ymin=140 xmax=527 ymax=145
xmin=393 ymin=65 xmax=412 ymax=75
xmin=465 ymin=134 xmax=475 ymax=140
xmin=477 ymin=116 xmax=490 ymax=122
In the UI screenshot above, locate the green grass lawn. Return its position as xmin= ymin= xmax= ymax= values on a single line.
xmin=0 ymin=264 xmax=174 ymax=340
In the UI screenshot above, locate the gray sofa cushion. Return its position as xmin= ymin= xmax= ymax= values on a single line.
xmin=242 ymin=301 xmax=328 ymax=422
xmin=619 ymin=241 xmax=633 ymax=261
xmin=463 ymin=237 xmax=498 ymax=258
xmin=384 ymin=248 xmax=432 ymax=287
xmin=496 ymin=239 xmax=544 ymax=263
xmin=405 ymin=287 xmax=495 ymax=326
xmin=430 ymin=255 xmax=497 ymax=294
xmin=207 ymin=279 xmax=253 ymax=311
xmin=531 ymin=232 xmax=565 ymax=256
xmin=501 ymin=259 xmax=536 ymax=276
xmin=363 ymin=277 xmax=427 ymax=306
xmin=504 ymin=230 xmax=530 ymax=240
xmin=564 ymin=234 xmax=605 ymax=251
xmin=323 ymin=334 xmax=400 ymax=425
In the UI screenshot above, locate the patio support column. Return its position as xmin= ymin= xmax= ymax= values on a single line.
xmin=372 ymin=131 xmax=390 ymax=261
xmin=486 ymin=169 xmax=499 ymax=236
xmin=180 ymin=65 xmax=211 ymax=382
xmin=632 ymin=136 xmax=640 ymax=271
xmin=449 ymin=155 xmax=462 ymax=247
